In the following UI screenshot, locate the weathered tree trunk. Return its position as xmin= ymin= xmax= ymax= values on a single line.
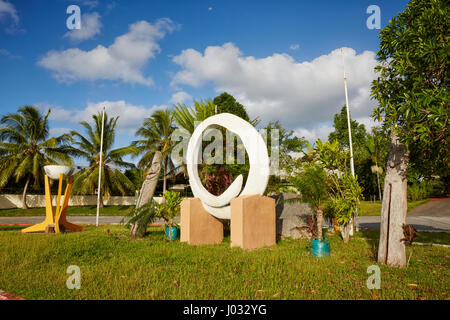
xmin=22 ymin=176 xmax=31 ymax=210
xmin=378 ymin=131 xmax=409 ymax=267
xmin=340 ymin=223 xmax=351 ymax=243
xmin=376 ymin=160 xmax=382 ymax=201
xmin=316 ymin=207 xmax=323 ymax=240
xmin=163 ymin=158 xmax=167 ymax=194
xmin=130 ymin=151 xmax=162 ymax=237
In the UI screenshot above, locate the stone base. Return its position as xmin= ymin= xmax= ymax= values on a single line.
xmin=230 ymin=195 xmax=276 ymax=250
xmin=180 ymin=198 xmax=223 ymax=245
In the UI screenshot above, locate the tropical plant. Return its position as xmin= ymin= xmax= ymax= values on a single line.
xmin=125 ymin=201 xmax=158 ymax=238
xmin=0 ymin=106 xmax=75 ymax=209
xmin=401 ymin=224 xmax=418 ymax=268
xmin=173 ymin=99 xmax=216 ymax=134
xmin=371 ymin=0 xmax=448 ymax=267
xmin=288 ymin=164 xmax=328 ymax=241
xmin=314 ymin=138 xmax=364 ymax=242
xmin=133 ymin=109 xmax=176 ymax=193
xmin=155 ymin=190 xmax=183 ymax=228
xmin=326 ymin=173 xmax=363 ymax=243
xmin=70 ymin=112 xmax=137 ymax=207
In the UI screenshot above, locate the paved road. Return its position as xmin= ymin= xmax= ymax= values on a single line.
xmin=1 ymin=199 xmax=449 ymax=232
xmin=356 ymin=198 xmax=450 ymax=232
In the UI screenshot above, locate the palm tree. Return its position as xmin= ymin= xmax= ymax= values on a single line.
xmin=0 ymin=106 xmax=75 ymax=209
xmin=288 ymin=164 xmax=329 ymax=241
xmin=173 ymin=99 xmax=216 ymax=134
xmin=133 ymin=109 xmax=176 ymax=193
xmin=70 ymin=112 xmax=137 ymax=207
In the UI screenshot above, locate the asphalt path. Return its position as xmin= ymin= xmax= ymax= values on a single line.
xmin=1 ymin=199 xmax=449 ymax=232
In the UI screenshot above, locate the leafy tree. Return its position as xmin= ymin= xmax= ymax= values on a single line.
xmin=213 ymin=92 xmax=250 ymax=122
xmin=328 ymin=106 xmax=368 ymax=154
xmin=328 ymin=106 xmax=375 ymax=196
xmin=0 ymin=106 xmax=75 ymax=209
xmin=134 ymin=109 xmax=176 ymax=193
xmin=370 ymin=0 xmax=449 ymax=267
xmin=70 ymin=112 xmax=137 ymax=207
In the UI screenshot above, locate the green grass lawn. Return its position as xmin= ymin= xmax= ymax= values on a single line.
xmin=0 ymin=225 xmax=448 ymax=300
xmin=358 ymin=199 xmax=430 ymax=216
xmin=0 ymin=205 xmax=134 ymax=217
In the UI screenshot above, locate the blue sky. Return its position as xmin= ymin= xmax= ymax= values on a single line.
xmin=0 ymin=0 xmax=409 ymax=165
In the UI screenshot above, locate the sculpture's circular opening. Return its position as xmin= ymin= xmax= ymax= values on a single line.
xmin=186 ymin=113 xmax=270 ymax=220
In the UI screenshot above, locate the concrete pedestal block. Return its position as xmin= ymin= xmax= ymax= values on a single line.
xmin=230 ymin=195 xmax=276 ymax=250
xmin=180 ymin=198 xmax=223 ymax=245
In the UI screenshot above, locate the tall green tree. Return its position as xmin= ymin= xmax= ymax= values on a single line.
xmin=371 ymin=0 xmax=449 ymax=267
xmin=0 ymin=106 xmax=75 ymax=209
xmin=213 ymin=92 xmax=250 ymax=122
xmin=328 ymin=106 xmax=368 ymax=154
xmin=70 ymin=112 xmax=137 ymax=207
xmin=134 ymin=109 xmax=176 ymax=193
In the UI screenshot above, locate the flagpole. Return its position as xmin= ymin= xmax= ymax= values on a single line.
xmin=341 ymin=48 xmax=355 ymax=177
xmin=96 ymin=106 xmax=105 ymax=227
xmin=341 ymin=49 xmax=357 ymax=236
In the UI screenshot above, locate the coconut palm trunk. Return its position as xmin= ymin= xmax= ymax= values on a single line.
xmin=22 ymin=176 xmax=31 ymax=210
xmin=163 ymin=158 xmax=167 ymax=194
xmin=131 ymin=151 xmax=162 ymax=237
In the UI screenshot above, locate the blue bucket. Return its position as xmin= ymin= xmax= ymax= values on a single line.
xmin=165 ymin=226 xmax=179 ymax=241
xmin=311 ymin=238 xmax=330 ymax=257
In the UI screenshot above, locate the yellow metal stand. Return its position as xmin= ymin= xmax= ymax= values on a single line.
xmin=21 ymin=174 xmax=83 ymax=233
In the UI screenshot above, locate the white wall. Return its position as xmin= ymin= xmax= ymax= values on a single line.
xmin=0 ymin=194 xmax=141 ymax=209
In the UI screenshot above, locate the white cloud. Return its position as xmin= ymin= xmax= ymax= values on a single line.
xmin=169 ymin=91 xmax=192 ymax=104
xmin=0 ymin=0 xmax=23 ymax=33
xmin=38 ymin=18 xmax=176 ymax=86
xmin=171 ymin=43 xmax=378 ymax=141
xmin=64 ymin=12 xmax=102 ymax=42
xmin=294 ymin=124 xmax=334 ymax=142
xmin=73 ymin=101 xmax=167 ymax=132
xmin=0 ymin=0 xmax=18 ymax=24
xmin=289 ymin=44 xmax=300 ymax=51
xmin=39 ymin=101 xmax=167 ymax=134
xmin=0 ymin=48 xmax=19 ymax=59
xmin=49 ymin=127 xmax=72 ymax=138
xmin=72 ymin=0 xmax=99 ymax=9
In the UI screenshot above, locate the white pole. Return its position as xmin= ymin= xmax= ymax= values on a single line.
xmin=341 ymin=49 xmax=357 ymax=236
xmin=341 ymin=48 xmax=355 ymax=177
xmin=96 ymin=106 xmax=106 ymax=227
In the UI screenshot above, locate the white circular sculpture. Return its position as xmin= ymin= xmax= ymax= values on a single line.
xmin=186 ymin=113 xmax=270 ymax=219
xmin=43 ymin=165 xmax=75 ymax=180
